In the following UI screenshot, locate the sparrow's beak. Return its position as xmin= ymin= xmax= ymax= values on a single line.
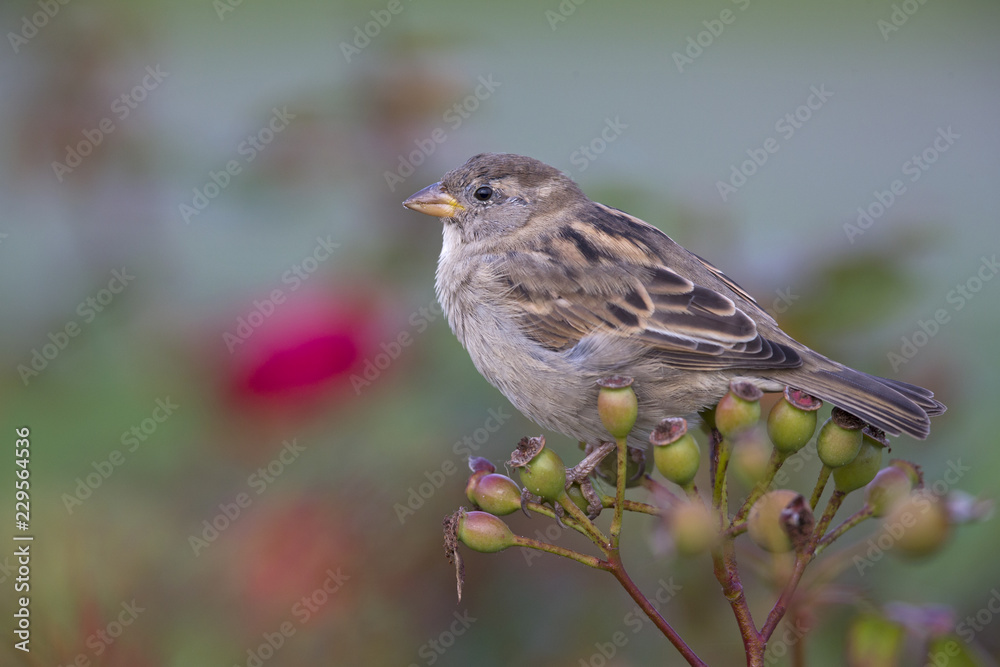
xmin=402 ymin=182 xmax=464 ymax=218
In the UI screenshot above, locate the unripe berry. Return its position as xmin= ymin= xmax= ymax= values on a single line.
xmin=833 ymin=432 xmax=885 ymax=494
xmin=767 ymin=388 xmax=821 ymax=454
xmin=596 ymin=444 xmax=647 ymax=488
xmin=671 ymin=501 xmax=718 ymax=555
xmin=885 ymin=490 xmax=951 ymax=557
xmin=597 ymin=376 xmax=639 ymax=439
xmin=748 ymin=489 xmax=802 ymax=553
xmin=817 ymin=408 xmax=864 ymax=468
xmin=510 ymin=437 xmax=566 ymax=502
xmin=731 ymin=427 xmax=772 ymax=486
xmin=456 ymin=510 xmax=516 ymax=553
xmin=864 ymin=465 xmax=915 ymax=517
xmin=565 ymin=483 xmax=593 ymax=514
xmin=650 ymin=418 xmax=700 ymax=487
xmin=715 ymin=381 xmax=763 ymax=437
xmin=467 ymin=473 xmax=522 ymax=516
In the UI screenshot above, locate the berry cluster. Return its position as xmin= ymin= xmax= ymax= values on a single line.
xmin=444 ymin=380 xmax=987 ymax=665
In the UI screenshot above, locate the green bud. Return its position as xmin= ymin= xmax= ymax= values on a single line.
xmin=731 ymin=427 xmax=772 ymax=486
xmin=888 ymin=459 xmax=923 ymax=488
xmin=748 ymin=489 xmax=802 ymax=553
xmin=671 ymin=501 xmax=718 ymax=555
xmin=510 ymin=436 xmax=566 ymax=502
xmin=767 ymin=388 xmax=821 ymax=454
xmin=565 ymin=483 xmax=593 ymax=514
xmin=817 ymin=408 xmax=864 ymax=468
xmin=467 ymin=473 xmax=522 ymax=516
xmin=597 ymin=376 xmax=639 ymax=439
xmin=864 ymin=465 xmax=914 ymax=517
xmin=650 ymin=418 xmax=700 ymax=487
xmin=715 ymin=380 xmax=763 ymax=437
xmin=885 ymin=490 xmax=951 ymax=557
xmin=456 ymin=510 xmax=516 ymax=553
xmin=833 ymin=435 xmax=884 ymax=494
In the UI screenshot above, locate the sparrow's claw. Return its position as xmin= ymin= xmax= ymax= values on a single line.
xmin=578 ymin=478 xmax=604 ymax=518
xmin=520 ymin=489 xmax=540 ymax=517
xmin=566 ymin=441 xmax=616 ymax=485
xmin=552 ymin=502 xmax=568 ymax=528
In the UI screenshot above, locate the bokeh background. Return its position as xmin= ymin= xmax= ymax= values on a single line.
xmin=1 ymin=0 xmax=999 ymax=665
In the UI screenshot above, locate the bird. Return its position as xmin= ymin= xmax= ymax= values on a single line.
xmin=402 ymin=152 xmax=945 ymax=447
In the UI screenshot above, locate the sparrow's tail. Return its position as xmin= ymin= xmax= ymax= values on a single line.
xmin=779 ymin=366 xmax=946 ymax=439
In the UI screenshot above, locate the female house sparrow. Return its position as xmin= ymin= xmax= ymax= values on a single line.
xmin=403 ymin=153 xmax=944 ymax=446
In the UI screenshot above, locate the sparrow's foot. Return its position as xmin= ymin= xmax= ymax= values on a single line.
xmin=566 ymin=441 xmax=616 ymax=518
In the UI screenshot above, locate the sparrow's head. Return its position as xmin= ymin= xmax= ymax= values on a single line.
xmin=403 ymin=153 xmax=585 ymax=243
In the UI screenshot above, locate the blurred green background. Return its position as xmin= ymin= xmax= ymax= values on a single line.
xmin=1 ymin=0 xmax=998 ymax=665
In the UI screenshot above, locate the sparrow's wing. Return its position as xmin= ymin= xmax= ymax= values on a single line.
xmin=500 ymin=207 xmax=803 ymax=372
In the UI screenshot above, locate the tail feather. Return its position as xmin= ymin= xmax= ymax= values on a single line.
xmin=779 ymin=367 xmax=945 ymax=440
xmin=875 ymin=376 xmax=947 ymax=416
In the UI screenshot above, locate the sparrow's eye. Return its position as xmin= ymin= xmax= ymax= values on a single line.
xmin=473 ymin=186 xmax=493 ymax=201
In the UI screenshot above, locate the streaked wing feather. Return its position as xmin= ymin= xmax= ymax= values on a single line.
xmin=498 ymin=224 xmax=802 ymax=371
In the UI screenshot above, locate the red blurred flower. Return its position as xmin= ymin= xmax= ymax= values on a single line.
xmin=224 ymin=289 xmax=381 ymax=409
xmin=223 ymin=496 xmax=356 ymax=629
